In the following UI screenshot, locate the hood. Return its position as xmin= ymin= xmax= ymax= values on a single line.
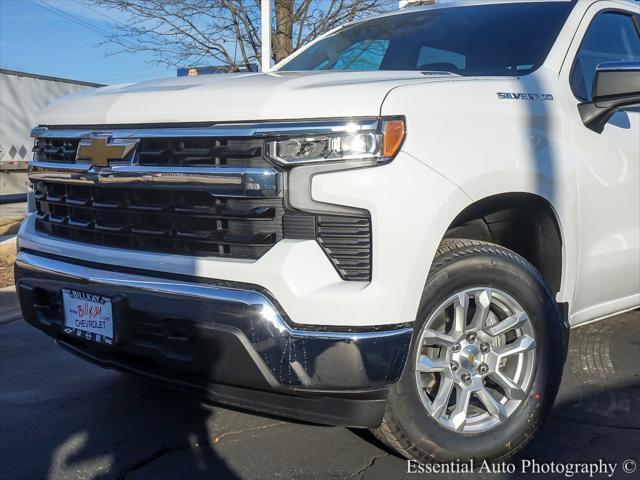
xmin=37 ymin=71 xmax=459 ymax=126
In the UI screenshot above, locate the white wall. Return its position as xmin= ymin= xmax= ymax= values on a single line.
xmin=0 ymin=71 xmax=97 ymax=196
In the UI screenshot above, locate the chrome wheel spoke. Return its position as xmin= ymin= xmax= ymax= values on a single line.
xmin=422 ymin=330 xmax=455 ymax=347
xmin=449 ymin=386 xmax=472 ymax=431
xmin=453 ymin=292 xmax=469 ymax=335
xmin=429 ymin=373 xmax=454 ymax=418
xmin=475 ymin=387 xmax=507 ymax=421
xmin=416 ymin=354 xmax=448 ymax=373
xmin=495 ymin=335 xmax=536 ymax=358
xmin=485 ymin=311 xmax=528 ymax=337
xmin=469 ymin=289 xmax=492 ymax=331
xmin=489 ymin=371 xmax=526 ymax=400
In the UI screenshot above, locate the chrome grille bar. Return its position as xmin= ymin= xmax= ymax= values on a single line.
xmin=30 ymin=119 xmax=380 ymax=139
xmin=28 ymin=165 xmax=279 ymax=198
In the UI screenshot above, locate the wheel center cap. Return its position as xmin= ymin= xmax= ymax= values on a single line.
xmin=459 ymin=345 xmax=481 ymax=371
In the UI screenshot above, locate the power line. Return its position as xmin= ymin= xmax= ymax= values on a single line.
xmin=40 ymin=0 xmax=112 ymax=34
xmin=69 ymin=0 xmax=126 ymax=26
xmin=29 ymin=0 xmax=112 ymax=36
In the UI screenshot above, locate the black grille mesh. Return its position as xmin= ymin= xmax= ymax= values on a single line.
xmin=34 ymin=181 xmax=283 ymax=259
xmin=34 ymin=137 xmax=269 ymax=168
xmin=33 ymin=138 xmax=81 ymax=163
xmin=137 ymin=138 xmax=266 ymax=167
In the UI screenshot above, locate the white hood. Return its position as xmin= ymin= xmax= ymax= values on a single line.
xmin=36 ymin=71 xmax=454 ymax=126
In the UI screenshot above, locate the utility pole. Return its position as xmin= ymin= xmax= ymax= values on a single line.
xmin=261 ymin=0 xmax=271 ymax=72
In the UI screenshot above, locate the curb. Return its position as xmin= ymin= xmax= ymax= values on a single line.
xmin=1 ymin=235 xmax=17 ymax=270
xmin=0 ymin=217 xmax=24 ymax=237
xmin=0 ymin=234 xmax=17 ymax=246
xmin=0 ymin=285 xmax=20 ymax=324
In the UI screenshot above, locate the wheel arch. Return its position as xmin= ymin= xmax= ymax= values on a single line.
xmin=442 ymin=192 xmax=565 ymax=296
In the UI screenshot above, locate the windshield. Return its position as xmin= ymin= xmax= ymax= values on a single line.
xmin=278 ymin=2 xmax=573 ymax=76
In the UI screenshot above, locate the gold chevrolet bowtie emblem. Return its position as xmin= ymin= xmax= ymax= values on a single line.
xmin=76 ymin=136 xmax=138 ymax=167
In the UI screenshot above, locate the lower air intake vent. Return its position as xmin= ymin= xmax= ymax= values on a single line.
xmin=283 ymin=213 xmax=372 ymax=281
xmin=317 ymin=216 xmax=372 ymax=281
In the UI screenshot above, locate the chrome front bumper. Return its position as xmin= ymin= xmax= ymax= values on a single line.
xmin=15 ymin=251 xmax=412 ymax=392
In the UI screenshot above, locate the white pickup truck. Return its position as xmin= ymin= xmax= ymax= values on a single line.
xmin=15 ymin=0 xmax=640 ymax=463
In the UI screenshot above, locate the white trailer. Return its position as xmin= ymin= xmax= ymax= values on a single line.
xmin=0 ymin=69 xmax=100 ymax=202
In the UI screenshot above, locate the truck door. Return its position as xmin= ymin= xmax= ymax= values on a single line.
xmin=562 ymin=8 xmax=640 ymax=323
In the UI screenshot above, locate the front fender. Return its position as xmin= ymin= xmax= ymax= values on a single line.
xmin=380 ymin=73 xmax=578 ymax=305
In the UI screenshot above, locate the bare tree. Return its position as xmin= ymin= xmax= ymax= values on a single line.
xmin=85 ymin=0 xmax=396 ymax=70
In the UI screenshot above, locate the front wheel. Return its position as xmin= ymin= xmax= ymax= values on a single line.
xmin=374 ymin=239 xmax=565 ymax=462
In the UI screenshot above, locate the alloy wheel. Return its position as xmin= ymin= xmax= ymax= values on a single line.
xmin=414 ymin=287 xmax=536 ymax=433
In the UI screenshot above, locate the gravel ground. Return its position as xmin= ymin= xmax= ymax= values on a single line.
xmin=0 ymin=264 xmax=13 ymax=288
xmin=0 ymin=238 xmax=16 ymax=288
xmin=0 ymin=202 xmax=25 ymax=288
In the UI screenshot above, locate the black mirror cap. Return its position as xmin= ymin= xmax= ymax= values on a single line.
xmin=579 ymin=61 xmax=640 ymax=133
xmin=593 ymin=61 xmax=640 ymax=100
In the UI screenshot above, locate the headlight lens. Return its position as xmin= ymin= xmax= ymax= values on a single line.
xmin=266 ymin=118 xmax=404 ymax=166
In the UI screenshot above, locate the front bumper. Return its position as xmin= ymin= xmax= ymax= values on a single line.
xmin=15 ymin=251 xmax=412 ymax=427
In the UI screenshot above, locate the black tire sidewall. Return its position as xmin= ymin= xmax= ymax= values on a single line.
xmin=387 ymin=246 xmax=564 ymax=462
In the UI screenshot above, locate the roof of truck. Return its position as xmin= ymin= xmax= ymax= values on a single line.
xmin=403 ymin=0 xmax=576 ymax=6
xmin=400 ymin=0 xmax=576 ymax=9
xmin=346 ymin=0 xmax=635 ymax=32
xmin=358 ymin=0 xmax=580 ymax=25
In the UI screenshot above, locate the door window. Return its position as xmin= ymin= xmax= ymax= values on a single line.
xmin=313 ymin=39 xmax=390 ymax=71
xmin=416 ymin=46 xmax=466 ymax=72
xmin=570 ymin=12 xmax=640 ymax=100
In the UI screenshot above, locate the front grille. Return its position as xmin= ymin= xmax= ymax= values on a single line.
xmin=34 ymin=138 xmax=81 ymax=163
xmin=34 ymin=181 xmax=283 ymax=259
xmin=137 ymin=138 xmax=265 ymax=167
xmin=34 ymin=136 xmax=267 ymax=168
xmin=31 ymin=127 xmax=373 ymax=280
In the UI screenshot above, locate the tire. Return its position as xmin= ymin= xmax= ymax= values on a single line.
xmin=373 ymin=239 xmax=565 ymax=463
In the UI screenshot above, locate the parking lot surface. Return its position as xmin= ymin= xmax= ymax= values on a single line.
xmin=1 ymin=301 xmax=638 ymax=479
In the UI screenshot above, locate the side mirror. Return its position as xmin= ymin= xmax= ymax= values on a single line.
xmin=578 ymin=62 xmax=640 ymax=133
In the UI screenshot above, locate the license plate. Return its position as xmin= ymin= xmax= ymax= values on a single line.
xmin=62 ymin=288 xmax=114 ymax=346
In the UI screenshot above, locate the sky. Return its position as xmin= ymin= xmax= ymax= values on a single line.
xmin=0 ymin=0 xmax=174 ymax=85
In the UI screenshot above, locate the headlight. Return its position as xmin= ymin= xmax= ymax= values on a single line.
xmin=265 ymin=118 xmax=405 ymax=166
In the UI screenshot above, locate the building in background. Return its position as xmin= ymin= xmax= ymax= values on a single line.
xmin=177 ymin=64 xmax=259 ymax=76
xmin=0 ymin=69 xmax=101 ymax=202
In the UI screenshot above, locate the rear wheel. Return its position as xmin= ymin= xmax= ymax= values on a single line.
xmin=374 ymin=239 xmax=565 ymax=462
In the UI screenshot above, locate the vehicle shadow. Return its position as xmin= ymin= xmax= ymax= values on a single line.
xmin=47 ymin=376 xmax=240 ymax=480
xmin=0 ymin=314 xmax=240 ymax=480
xmin=75 ymin=380 xmax=238 ymax=479
xmin=511 ymin=313 xmax=640 ymax=468
xmin=513 ymin=381 xmax=640 ymax=464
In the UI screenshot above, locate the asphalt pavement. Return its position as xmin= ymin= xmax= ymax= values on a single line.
xmin=1 ymin=296 xmax=638 ymax=480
